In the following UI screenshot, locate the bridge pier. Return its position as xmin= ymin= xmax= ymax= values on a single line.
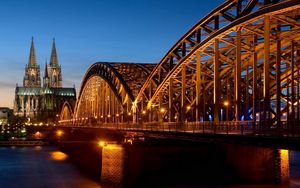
xmin=56 ymin=128 xmax=289 ymax=188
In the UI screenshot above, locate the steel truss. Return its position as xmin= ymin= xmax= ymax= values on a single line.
xmin=61 ymin=0 xmax=300 ymax=127
xmin=71 ymin=62 xmax=155 ymax=125
xmin=135 ymin=0 xmax=300 ymax=125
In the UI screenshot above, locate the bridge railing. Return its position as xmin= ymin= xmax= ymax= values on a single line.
xmin=59 ymin=120 xmax=300 ymax=136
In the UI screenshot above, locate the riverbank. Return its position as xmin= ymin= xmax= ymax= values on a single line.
xmin=0 ymin=140 xmax=49 ymax=146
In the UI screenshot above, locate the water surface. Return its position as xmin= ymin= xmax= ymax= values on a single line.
xmin=0 ymin=146 xmax=101 ymax=188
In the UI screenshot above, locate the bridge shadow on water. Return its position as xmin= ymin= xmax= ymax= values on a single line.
xmin=57 ymin=131 xmax=299 ymax=188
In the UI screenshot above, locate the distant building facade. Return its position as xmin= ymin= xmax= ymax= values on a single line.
xmin=14 ymin=38 xmax=76 ymax=122
xmin=0 ymin=107 xmax=11 ymax=125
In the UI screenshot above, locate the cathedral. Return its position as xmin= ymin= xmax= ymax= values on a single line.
xmin=13 ymin=38 xmax=76 ymax=123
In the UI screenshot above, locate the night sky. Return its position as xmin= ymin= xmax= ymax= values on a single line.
xmin=0 ymin=0 xmax=224 ymax=108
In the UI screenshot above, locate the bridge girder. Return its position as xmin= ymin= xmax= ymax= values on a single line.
xmin=135 ymin=0 xmax=300 ymax=124
xmin=60 ymin=0 xmax=300 ymax=126
xmin=72 ymin=62 xmax=155 ymax=125
xmin=60 ymin=101 xmax=74 ymax=124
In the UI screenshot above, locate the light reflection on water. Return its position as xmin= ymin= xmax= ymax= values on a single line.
xmin=49 ymin=151 xmax=68 ymax=161
xmin=101 ymin=144 xmax=124 ymax=186
xmin=280 ymin=149 xmax=290 ymax=183
xmin=0 ymin=146 xmax=101 ymax=188
xmin=0 ymin=146 xmax=299 ymax=188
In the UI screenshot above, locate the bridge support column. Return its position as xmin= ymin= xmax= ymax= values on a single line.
xmin=291 ymin=41 xmax=295 ymax=122
xmin=148 ymin=84 xmax=153 ymax=122
xmin=169 ymin=78 xmax=174 ymax=122
xmin=235 ymin=29 xmax=241 ymax=121
xmin=214 ymin=39 xmax=220 ymax=123
xmin=181 ymin=64 xmax=186 ymax=122
xmin=196 ymin=52 xmax=202 ymax=122
xmin=276 ymin=31 xmax=281 ymax=125
xmin=159 ymin=93 xmax=163 ymax=122
xmin=263 ymin=16 xmax=271 ymax=121
xmin=252 ymin=35 xmax=258 ymax=123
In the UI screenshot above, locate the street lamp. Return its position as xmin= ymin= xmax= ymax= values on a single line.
xmin=186 ymin=105 xmax=191 ymax=110
xmin=223 ymin=101 xmax=229 ymax=121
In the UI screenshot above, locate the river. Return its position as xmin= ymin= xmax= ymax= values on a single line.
xmin=0 ymin=146 xmax=299 ymax=188
xmin=0 ymin=146 xmax=101 ymax=188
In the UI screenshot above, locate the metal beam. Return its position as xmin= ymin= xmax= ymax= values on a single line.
xmin=181 ymin=64 xmax=187 ymax=122
xmin=196 ymin=53 xmax=202 ymax=121
xmin=169 ymin=78 xmax=174 ymax=122
xmin=276 ymin=32 xmax=282 ymax=125
xmin=264 ymin=16 xmax=271 ymax=121
xmin=235 ymin=29 xmax=242 ymax=121
xmin=214 ymin=39 xmax=220 ymax=123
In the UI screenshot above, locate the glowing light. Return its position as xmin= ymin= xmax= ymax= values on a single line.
xmin=116 ymin=114 xmax=119 ymax=117
xmin=186 ymin=105 xmax=191 ymax=110
xmin=280 ymin=149 xmax=290 ymax=183
xmin=50 ymin=151 xmax=68 ymax=161
xmin=107 ymin=114 xmax=111 ymax=118
xmin=34 ymin=131 xmax=42 ymax=138
xmin=142 ymin=110 xmax=146 ymax=115
xmin=56 ymin=130 xmax=63 ymax=137
xmin=224 ymin=101 xmax=229 ymax=106
xmin=160 ymin=108 xmax=165 ymax=113
xmin=128 ymin=112 xmax=132 ymax=116
xmin=125 ymin=138 xmax=133 ymax=145
xmin=99 ymin=141 xmax=107 ymax=147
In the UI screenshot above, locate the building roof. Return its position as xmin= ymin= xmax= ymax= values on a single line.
xmin=15 ymin=87 xmax=76 ymax=97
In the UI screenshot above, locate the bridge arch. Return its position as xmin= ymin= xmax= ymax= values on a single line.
xmin=60 ymin=0 xmax=300 ymax=127
xmin=59 ymin=101 xmax=74 ymax=125
xmin=135 ymin=0 xmax=300 ymax=124
xmin=73 ymin=62 xmax=155 ymax=125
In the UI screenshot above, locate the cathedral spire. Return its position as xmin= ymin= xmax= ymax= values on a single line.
xmin=43 ymin=61 xmax=50 ymax=87
xmin=49 ymin=38 xmax=58 ymax=66
xmin=48 ymin=38 xmax=63 ymax=87
xmin=23 ymin=37 xmax=41 ymax=87
xmin=44 ymin=61 xmax=49 ymax=78
xmin=28 ymin=37 xmax=37 ymax=66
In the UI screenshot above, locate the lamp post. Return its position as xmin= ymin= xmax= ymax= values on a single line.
xmin=224 ymin=101 xmax=229 ymax=121
xmin=142 ymin=110 xmax=146 ymax=123
xmin=160 ymin=108 xmax=165 ymax=123
xmin=224 ymin=101 xmax=229 ymax=134
xmin=128 ymin=112 xmax=132 ymax=124
xmin=116 ymin=113 xmax=119 ymax=128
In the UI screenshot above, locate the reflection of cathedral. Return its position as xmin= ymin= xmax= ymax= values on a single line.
xmin=14 ymin=38 xmax=76 ymax=122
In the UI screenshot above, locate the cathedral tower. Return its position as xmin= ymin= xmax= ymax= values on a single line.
xmin=43 ymin=61 xmax=50 ymax=87
xmin=48 ymin=38 xmax=63 ymax=87
xmin=23 ymin=37 xmax=41 ymax=87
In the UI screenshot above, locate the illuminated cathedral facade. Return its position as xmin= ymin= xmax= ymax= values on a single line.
xmin=14 ymin=38 xmax=76 ymax=122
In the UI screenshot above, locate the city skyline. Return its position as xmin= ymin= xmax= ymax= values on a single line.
xmin=0 ymin=0 xmax=223 ymax=108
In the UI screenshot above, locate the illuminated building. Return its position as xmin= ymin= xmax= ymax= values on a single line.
xmin=13 ymin=38 xmax=76 ymax=122
xmin=0 ymin=107 xmax=11 ymax=125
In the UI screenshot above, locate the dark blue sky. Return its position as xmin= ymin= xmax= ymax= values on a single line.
xmin=0 ymin=0 xmax=224 ymax=107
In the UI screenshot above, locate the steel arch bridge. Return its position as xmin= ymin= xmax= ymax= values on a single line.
xmin=61 ymin=0 xmax=300 ymax=133
xmin=61 ymin=62 xmax=156 ymax=125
